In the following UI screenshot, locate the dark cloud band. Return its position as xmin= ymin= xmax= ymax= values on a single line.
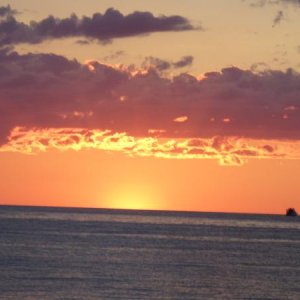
xmin=0 ymin=7 xmax=196 ymax=46
xmin=0 ymin=48 xmax=300 ymax=144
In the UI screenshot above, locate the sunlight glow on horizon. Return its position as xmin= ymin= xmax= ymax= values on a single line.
xmin=101 ymin=182 xmax=163 ymax=210
xmin=0 ymin=1 xmax=299 ymax=214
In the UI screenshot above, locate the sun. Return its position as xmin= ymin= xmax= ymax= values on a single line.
xmin=102 ymin=182 xmax=161 ymax=210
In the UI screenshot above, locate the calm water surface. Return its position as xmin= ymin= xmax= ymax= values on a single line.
xmin=0 ymin=206 xmax=299 ymax=299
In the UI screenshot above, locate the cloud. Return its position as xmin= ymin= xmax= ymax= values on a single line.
xmin=272 ymin=11 xmax=284 ymax=27
xmin=276 ymin=0 xmax=300 ymax=5
xmin=174 ymin=116 xmax=188 ymax=123
xmin=2 ymin=127 xmax=299 ymax=166
xmin=0 ymin=7 xmax=196 ymax=46
xmin=247 ymin=0 xmax=300 ymax=7
xmin=173 ymin=56 xmax=194 ymax=68
xmin=103 ymin=51 xmax=125 ymax=61
xmin=245 ymin=1 xmax=292 ymax=27
xmin=143 ymin=55 xmax=194 ymax=71
xmin=143 ymin=57 xmax=171 ymax=71
xmin=0 ymin=48 xmax=300 ymax=150
xmin=75 ymin=39 xmax=91 ymax=45
xmin=0 ymin=5 xmax=17 ymax=17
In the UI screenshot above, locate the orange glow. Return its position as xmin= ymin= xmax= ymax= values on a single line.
xmin=1 ymin=2 xmax=299 ymax=217
xmin=84 ymin=60 xmax=96 ymax=72
xmin=83 ymin=59 xmax=149 ymax=77
xmin=0 ymin=149 xmax=299 ymax=214
xmin=119 ymin=95 xmax=127 ymax=102
xmin=173 ymin=116 xmax=188 ymax=123
xmin=0 ymin=127 xmax=299 ymax=214
xmin=60 ymin=111 xmax=94 ymax=120
xmin=148 ymin=129 xmax=167 ymax=135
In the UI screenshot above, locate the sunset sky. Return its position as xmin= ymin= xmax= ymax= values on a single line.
xmin=1 ymin=0 xmax=300 ymax=213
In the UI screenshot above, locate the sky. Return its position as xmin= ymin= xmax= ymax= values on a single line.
xmin=0 ymin=0 xmax=300 ymax=213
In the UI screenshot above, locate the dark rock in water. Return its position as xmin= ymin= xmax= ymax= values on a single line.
xmin=286 ymin=208 xmax=298 ymax=217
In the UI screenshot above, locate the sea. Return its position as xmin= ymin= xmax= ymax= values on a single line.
xmin=0 ymin=206 xmax=299 ymax=300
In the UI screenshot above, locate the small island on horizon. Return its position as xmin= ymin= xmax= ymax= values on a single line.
xmin=286 ymin=208 xmax=298 ymax=217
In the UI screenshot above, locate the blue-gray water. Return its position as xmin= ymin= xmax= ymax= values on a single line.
xmin=0 ymin=206 xmax=299 ymax=300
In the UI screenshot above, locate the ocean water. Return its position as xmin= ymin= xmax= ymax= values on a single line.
xmin=0 ymin=206 xmax=299 ymax=300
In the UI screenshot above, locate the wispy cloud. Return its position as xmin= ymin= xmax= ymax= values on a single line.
xmin=142 ymin=56 xmax=194 ymax=71
xmin=0 ymin=5 xmax=17 ymax=17
xmin=272 ymin=10 xmax=284 ymax=27
xmin=247 ymin=0 xmax=300 ymax=7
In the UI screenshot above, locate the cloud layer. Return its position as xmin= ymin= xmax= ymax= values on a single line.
xmin=0 ymin=7 xmax=195 ymax=46
xmin=2 ymin=127 xmax=299 ymax=166
xmin=1 ymin=47 xmax=300 ymax=146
